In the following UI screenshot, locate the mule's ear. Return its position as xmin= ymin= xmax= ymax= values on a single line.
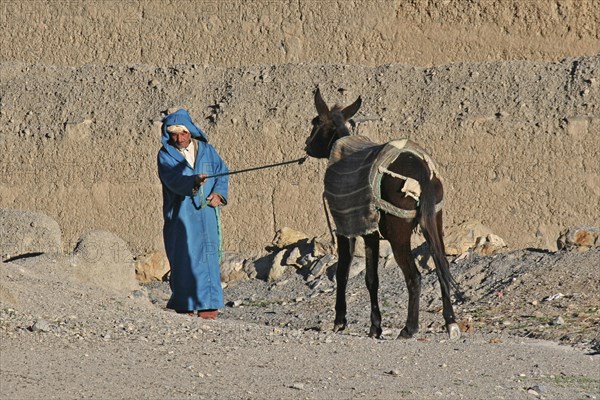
xmin=342 ymin=96 xmax=362 ymax=120
xmin=314 ymin=88 xmax=329 ymax=118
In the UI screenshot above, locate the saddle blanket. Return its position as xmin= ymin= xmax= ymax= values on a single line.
xmin=324 ymin=135 xmax=439 ymax=237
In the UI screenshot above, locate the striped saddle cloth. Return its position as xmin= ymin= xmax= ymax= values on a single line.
xmin=324 ymin=135 xmax=439 ymax=237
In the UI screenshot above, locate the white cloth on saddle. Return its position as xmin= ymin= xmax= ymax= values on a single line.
xmin=324 ymin=135 xmax=440 ymax=237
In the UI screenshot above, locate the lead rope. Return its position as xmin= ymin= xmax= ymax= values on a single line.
xmin=202 ymin=156 xmax=307 ymax=261
xmin=216 ymin=206 xmax=223 ymax=262
xmin=198 ymin=156 xmax=307 ymax=262
xmin=196 ymin=185 xmax=223 ymax=262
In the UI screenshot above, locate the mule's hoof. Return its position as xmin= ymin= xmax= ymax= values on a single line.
xmin=447 ymin=323 xmax=461 ymax=340
xmin=397 ymin=327 xmax=415 ymax=339
xmin=333 ymin=322 xmax=347 ymax=333
xmin=368 ymin=326 xmax=382 ymax=339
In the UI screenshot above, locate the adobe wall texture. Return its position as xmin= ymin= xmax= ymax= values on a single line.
xmin=0 ymin=1 xmax=598 ymax=256
xmin=1 ymin=0 xmax=598 ymax=67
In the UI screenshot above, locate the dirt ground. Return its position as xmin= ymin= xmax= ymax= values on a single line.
xmin=1 ymin=1 xmax=600 ymax=399
xmin=1 ymin=246 xmax=598 ymax=399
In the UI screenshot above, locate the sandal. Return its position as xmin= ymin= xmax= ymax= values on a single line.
xmin=198 ymin=310 xmax=218 ymax=320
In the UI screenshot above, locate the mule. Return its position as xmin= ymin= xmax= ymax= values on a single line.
xmin=305 ymin=88 xmax=462 ymax=340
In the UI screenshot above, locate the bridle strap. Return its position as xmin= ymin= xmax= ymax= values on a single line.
xmin=322 ymin=192 xmax=337 ymax=246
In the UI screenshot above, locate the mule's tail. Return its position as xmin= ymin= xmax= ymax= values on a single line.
xmin=418 ymin=177 xmax=464 ymax=303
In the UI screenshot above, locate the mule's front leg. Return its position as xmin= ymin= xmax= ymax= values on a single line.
xmin=363 ymin=234 xmax=382 ymax=338
xmin=334 ymin=235 xmax=354 ymax=333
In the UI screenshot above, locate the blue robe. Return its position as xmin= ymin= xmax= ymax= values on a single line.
xmin=157 ymin=109 xmax=229 ymax=311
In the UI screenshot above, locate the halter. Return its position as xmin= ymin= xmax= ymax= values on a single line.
xmin=305 ymin=119 xmax=350 ymax=157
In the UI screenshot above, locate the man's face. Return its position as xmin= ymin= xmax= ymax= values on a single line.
xmin=170 ymin=130 xmax=191 ymax=149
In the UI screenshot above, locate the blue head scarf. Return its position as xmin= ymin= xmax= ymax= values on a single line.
xmin=161 ymin=109 xmax=208 ymax=146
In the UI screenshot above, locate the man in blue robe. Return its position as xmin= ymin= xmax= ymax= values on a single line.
xmin=157 ymin=109 xmax=229 ymax=319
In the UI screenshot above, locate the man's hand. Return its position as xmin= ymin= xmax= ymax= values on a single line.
xmin=195 ymin=174 xmax=207 ymax=186
xmin=207 ymin=193 xmax=223 ymax=208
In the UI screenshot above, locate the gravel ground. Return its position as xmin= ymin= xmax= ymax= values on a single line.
xmin=1 ymin=247 xmax=598 ymax=399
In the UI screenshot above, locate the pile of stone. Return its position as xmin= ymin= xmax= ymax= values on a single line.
xmin=1 ymin=208 xmax=138 ymax=293
xmin=557 ymin=226 xmax=600 ymax=251
xmin=3 ymin=208 xmax=597 ymax=291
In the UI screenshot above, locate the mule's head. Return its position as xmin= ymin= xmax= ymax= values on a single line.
xmin=305 ymin=88 xmax=362 ymax=158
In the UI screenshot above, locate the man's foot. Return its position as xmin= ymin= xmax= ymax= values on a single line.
xmin=198 ymin=310 xmax=218 ymax=320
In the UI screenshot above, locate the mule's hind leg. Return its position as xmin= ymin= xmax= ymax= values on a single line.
xmin=423 ymin=212 xmax=460 ymax=340
xmin=432 ymin=258 xmax=460 ymax=340
xmin=333 ymin=235 xmax=355 ymax=333
xmin=363 ymin=233 xmax=382 ymax=338
xmin=434 ymin=212 xmax=460 ymax=339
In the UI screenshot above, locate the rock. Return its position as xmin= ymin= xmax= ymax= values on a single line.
xmin=298 ymin=253 xmax=317 ymax=269
xmin=534 ymin=224 xmax=561 ymax=252
xmin=69 ymin=230 xmax=138 ymax=292
xmin=557 ymin=226 xmax=600 ymax=250
xmin=272 ymin=227 xmax=309 ymax=249
xmin=312 ymin=237 xmax=336 ymax=257
xmin=412 ymin=242 xmax=437 ymax=271
xmin=473 ymin=233 xmax=507 ymax=255
xmin=30 ymin=319 xmax=52 ymax=333
xmin=543 ymin=293 xmax=564 ymax=302
xmin=354 ymin=236 xmax=393 ymax=258
xmin=227 ymin=299 xmax=243 ymax=307
xmin=251 ymin=253 xmax=275 ymax=280
xmin=134 ymin=251 xmax=170 ymax=282
xmin=268 ymin=251 xmax=287 ymax=282
xmin=284 ymin=246 xmax=303 ymax=267
xmin=348 ymin=257 xmax=366 ymax=279
xmin=310 ymin=254 xmax=336 ymax=278
xmin=308 ymin=278 xmax=322 ymax=290
xmin=529 ymin=385 xmax=546 ymax=394
xmin=380 ymin=241 xmax=393 ymax=258
xmin=444 ymin=221 xmax=503 ymax=255
xmin=0 ymin=208 xmax=62 ymax=260
xmin=220 ymin=251 xmax=248 ymax=283
xmin=282 ymin=239 xmax=315 ymax=268
xmin=227 ymin=269 xmax=250 ymax=283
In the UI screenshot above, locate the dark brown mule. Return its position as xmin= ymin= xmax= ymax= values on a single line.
xmin=305 ymin=89 xmax=462 ymax=340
